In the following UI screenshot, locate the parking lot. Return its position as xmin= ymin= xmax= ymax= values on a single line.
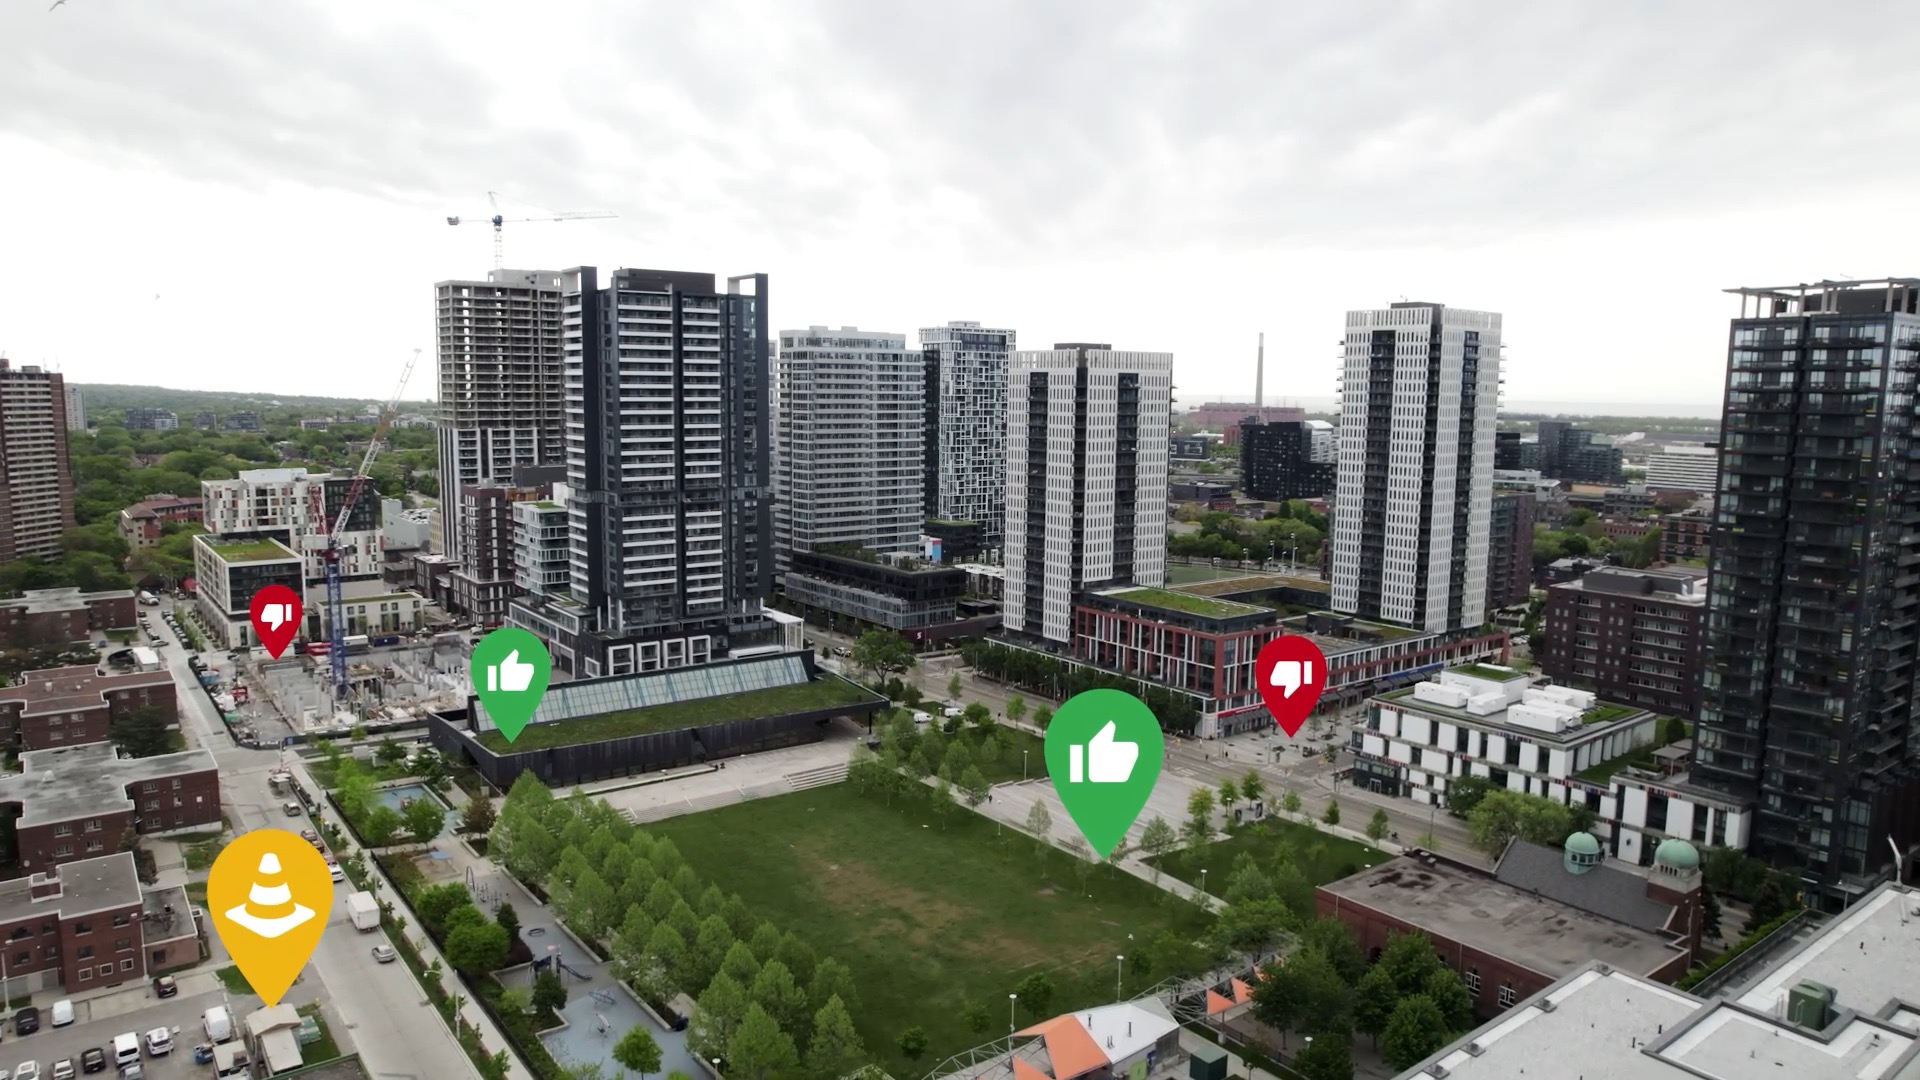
xmin=0 ymin=981 xmax=230 ymax=1080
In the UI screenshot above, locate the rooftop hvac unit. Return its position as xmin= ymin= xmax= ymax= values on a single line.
xmin=1788 ymin=981 xmax=1836 ymax=1030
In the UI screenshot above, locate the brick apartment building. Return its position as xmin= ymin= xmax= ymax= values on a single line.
xmin=0 ymin=742 xmax=219 ymax=873
xmin=0 ymin=589 xmax=138 ymax=650
xmin=1659 ymin=510 xmax=1711 ymax=563
xmin=1318 ymin=837 xmax=1702 ymax=1018
xmin=1540 ymin=566 xmax=1707 ymax=720
xmin=0 ymin=851 xmax=201 ymax=993
xmin=0 ymin=665 xmax=175 ymax=751
xmin=1486 ymin=491 xmax=1535 ymax=611
xmin=117 ymin=494 xmax=204 ymax=554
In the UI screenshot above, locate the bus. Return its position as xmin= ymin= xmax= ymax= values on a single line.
xmin=343 ymin=634 xmax=371 ymax=655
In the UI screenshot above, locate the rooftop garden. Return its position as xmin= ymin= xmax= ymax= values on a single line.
xmin=530 ymin=500 xmax=561 ymax=509
xmin=1107 ymin=587 xmax=1270 ymax=619
xmin=1582 ymin=702 xmax=1638 ymax=725
xmin=474 ymin=676 xmax=879 ymax=752
xmin=1450 ymin=663 xmax=1523 ymax=681
xmin=203 ymin=537 xmax=297 ymax=562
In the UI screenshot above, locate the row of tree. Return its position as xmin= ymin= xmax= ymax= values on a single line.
xmin=487 ymin=775 xmax=870 ymax=1077
xmin=1167 ymin=508 xmax=1326 ymax=565
xmin=958 ymin=640 xmax=1200 ymax=734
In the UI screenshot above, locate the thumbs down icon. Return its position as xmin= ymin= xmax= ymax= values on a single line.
xmin=261 ymin=604 xmax=291 ymax=631
xmin=1271 ymin=659 xmax=1314 ymax=699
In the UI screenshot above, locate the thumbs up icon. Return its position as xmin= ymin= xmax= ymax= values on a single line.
xmin=1069 ymin=720 xmax=1140 ymax=784
xmin=487 ymin=650 xmax=536 ymax=694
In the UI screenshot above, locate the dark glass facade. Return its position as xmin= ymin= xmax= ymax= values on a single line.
xmin=1696 ymin=282 xmax=1920 ymax=903
xmin=1240 ymin=420 xmax=1334 ymax=500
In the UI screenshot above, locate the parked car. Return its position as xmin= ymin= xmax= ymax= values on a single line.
xmin=15 ymin=1008 xmax=39 ymax=1035
xmin=151 ymin=977 xmax=176 ymax=999
xmin=48 ymin=1002 xmax=70 ymax=1029
xmin=328 ymin=864 xmax=345 ymax=883
xmin=141 ymin=1029 xmax=169 ymax=1057
xmin=49 ymin=1060 xmax=71 ymax=1080
xmin=283 ymin=803 xmax=302 ymax=818
xmin=15 ymin=1063 xmax=37 ymax=1080
xmin=79 ymin=1048 xmax=104 ymax=1074
xmin=371 ymin=944 xmax=397 ymax=964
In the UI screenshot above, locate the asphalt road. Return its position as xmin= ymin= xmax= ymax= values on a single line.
xmin=147 ymin=610 xmax=482 ymax=1080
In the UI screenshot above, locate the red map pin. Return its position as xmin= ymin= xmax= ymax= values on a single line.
xmin=249 ymin=584 xmax=302 ymax=659
xmin=1254 ymin=634 xmax=1330 ymax=737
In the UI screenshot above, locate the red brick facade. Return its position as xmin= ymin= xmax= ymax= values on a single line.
xmin=0 ymin=856 xmax=149 ymax=993
xmin=0 ymin=591 xmax=138 ymax=649
xmin=16 ymin=810 xmax=133 ymax=871
xmin=0 ymin=666 xmax=176 ymax=751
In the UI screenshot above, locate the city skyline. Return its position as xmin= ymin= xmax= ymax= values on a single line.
xmin=6 ymin=2 xmax=1919 ymax=405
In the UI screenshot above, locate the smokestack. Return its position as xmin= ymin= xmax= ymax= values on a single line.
xmin=1255 ymin=332 xmax=1265 ymax=408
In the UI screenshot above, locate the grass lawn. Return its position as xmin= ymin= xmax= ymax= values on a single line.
xmin=1166 ymin=563 xmax=1252 ymax=584
xmin=215 ymin=965 xmax=255 ymax=996
xmin=1578 ymin=748 xmax=1657 ymax=784
xmin=204 ymin=537 xmax=297 ymax=562
xmin=476 ymin=677 xmax=880 ymax=752
xmin=183 ymin=840 xmax=222 ymax=872
xmin=295 ymin=1003 xmax=343 ymax=1063
xmin=1582 ymin=702 xmax=1639 ymax=725
xmin=1107 ymin=587 xmax=1270 ymax=619
xmin=1148 ymin=817 xmax=1387 ymax=893
xmin=1451 ymin=663 xmax=1523 ymax=681
xmin=649 ymin=784 xmax=1212 ymax=1073
xmin=941 ymin=724 xmax=1047 ymax=785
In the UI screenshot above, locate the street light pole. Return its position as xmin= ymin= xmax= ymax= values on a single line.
xmin=1200 ymin=868 xmax=1209 ymax=902
xmin=1023 ymin=749 xmax=1029 ymax=781
xmin=1009 ymin=992 xmax=1019 ymax=1038
xmin=1115 ymin=954 xmax=1125 ymax=1001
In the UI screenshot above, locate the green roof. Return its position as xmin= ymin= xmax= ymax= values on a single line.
xmin=1449 ymin=663 xmax=1525 ymax=681
xmin=1105 ymin=587 xmax=1271 ymax=619
xmin=475 ymin=676 xmax=881 ymax=753
xmin=531 ymin=501 xmax=561 ymax=510
xmin=201 ymin=537 xmax=299 ymax=563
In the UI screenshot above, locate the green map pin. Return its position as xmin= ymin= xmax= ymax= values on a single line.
xmin=1044 ymin=688 xmax=1165 ymax=859
xmin=470 ymin=627 xmax=552 ymax=743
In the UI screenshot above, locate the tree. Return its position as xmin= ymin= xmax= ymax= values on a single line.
xmin=809 ymin=957 xmax=860 ymax=1016
xmin=1217 ymin=778 xmax=1240 ymax=818
xmin=1185 ymin=787 xmax=1216 ymax=846
xmin=1378 ymin=932 xmax=1443 ymax=998
xmin=375 ymin=739 xmax=409 ymax=767
xmin=1322 ymin=797 xmax=1341 ymax=826
xmin=1353 ymin=965 xmax=1398 ymax=1049
xmin=612 ymin=1024 xmax=663 ymax=1078
xmin=1295 ymin=1032 xmax=1356 ymax=1080
xmin=728 ymin=1003 xmax=800 ymax=1080
xmin=361 ymin=804 xmax=404 ymax=847
xmin=1466 ymin=789 xmax=1577 ymax=856
xmin=850 ymin=628 xmax=915 ymax=683
xmin=1222 ymin=853 xmax=1272 ymax=906
xmin=805 ymin=995 xmax=866 ymax=1078
xmin=1366 ymin=808 xmax=1391 ymax=843
xmin=403 ymin=796 xmax=447 ymax=845
xmin=947 ymin=673 xmax=963 ymax=700
xmin=1033 ymin=706 xmax=1052 ymax=730
xmin=961 ymin=1002 xmax=991 ymax=1035
xmin=1702 ymin=890 xmax=1724 ymax=940
xmin=460 ymin=796 xmax=498 ymax=835
xmin=1207 ymin=898 xmax=1289 ymax=964
xmin=109 ymin=705 xmax=174 ymax=758
xmin=1298 ymin=917 xmax=1366 ymax=985
xmin=1445 ymin=774 xmax=1492 ymax=818
xmin=963 ymin=702 xmax=992 ymax=729
xmin=1138 ymin=816 xmax=1178 ymax=883
xmin=495 ymin=901 xmax=521 ymax=942
xmin=896 ymin=1026 xmax=929 ymax=1062
xmin=1250 ymin=947 xmax=1349 ymax=1043
xmin=749 ymin=959 xmax=811 ymax=1047
xmin=1006 ymin=694 xmax=1027 ymax=726
xmin=932 ymin=778 xmax=957 ymax=830
xmin=960 ymin=765 xmax=991 ymax=807
xmin=446 ymin=920 xmax=509 ymax=974
xmin=1014 ymin=971 xmax=1054 ymax=1019
xmin=686 ymin=972 xmax=749 ymax=1062
xmin=1747 ymin=873 xmax=1796 ymax=930
xmin=532 ymin=969 xmax=568 ymax=1015
xmin=1423 ymin=967 xmax=1475 ymax=1032
xmin=1282 ymin=789 xmax=1303 ymax=815
xmin=1240 ymin=770 xmax=1265 ymax=807
xmin=415 ymin=883 xmax=475 ymax=937
xmin=1382 ymin=995 xmax=1449 ymax=1071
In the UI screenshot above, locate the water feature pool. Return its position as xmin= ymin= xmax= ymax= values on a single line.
xmin=372 ymin=783 xmax=456 ymax=835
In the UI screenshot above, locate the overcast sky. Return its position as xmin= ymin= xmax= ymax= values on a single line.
xmin=4 ymin=0 xmax=1918 ymax=412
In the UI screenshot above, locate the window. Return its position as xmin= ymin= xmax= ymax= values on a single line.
xmin=120 ymin=959 xmax=134 ymax=971
xmin=1465 ymin=967 xmax=1482 ymax=994
xmin=76 ymin=945 xmax=93 ymax=959
xmin=74 ymin=921 xmax=91 ymax=935
xmin=113 ymin=913 xmax=130 ymax=927
xmin=77 ymin=967 xmax=90 ymax=982
xmin=150 ymin=950 xmax=166 ymax=965
xmin=115 ymin=937 xmax=131 ymax=951
xmin=1499 ymin=984 xmax=1517 ymax=1009
xmin=98 ymin=965 xmax=113 ymax=978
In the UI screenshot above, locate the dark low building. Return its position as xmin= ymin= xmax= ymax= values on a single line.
xmin=1541 ymin=566 xmax=1707 ymax=720
xmin=0 ymin=589 xmax=137 ymax=649
xmin=426 ymin=651 xmax=886 ymax=789
xmin=1239 ymin=420 xmax=1335 ymax=500
xmin=1534 ymin=421 xmax=1625 ymax=483
xmin=1168 ymin=481 xmax=1233 ymax=505
xmin=922 ymin=518 xmax=984 ymax=564
xmin=1494 ymin=430 xmax=1523 ymax=470
xmin=0 ymin=665 xmax=175 ymax=751
xmin=1659 ymin=510 xmax=1711 ymax=563
xmin=783 ymin=549 xmax=968 ymax=634
xmin=0 ymin=742 xmax=220 ymax=874
xmin=1170 ymin=434 xmax=1211 ymax=460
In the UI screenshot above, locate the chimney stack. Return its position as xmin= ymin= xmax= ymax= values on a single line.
xmin=1255 ymin=333 xmax=1265 ymax=408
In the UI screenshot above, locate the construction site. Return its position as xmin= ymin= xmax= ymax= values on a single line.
xmin=240 ymin=633 xmax=476 ymax=736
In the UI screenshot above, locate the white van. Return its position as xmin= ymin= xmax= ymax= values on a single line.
xmin=910 ymin=710 xmax=932 ymax=725
xmin=202 ymin=1005 xmax=233 ymax=1043
xmin=942 ymin=705 xmax=965 ymax=719
xmin=113 ymin=1031 xmax=140 ymax=1066
xmin=49 ymin=997 xmax=72 ymax=1027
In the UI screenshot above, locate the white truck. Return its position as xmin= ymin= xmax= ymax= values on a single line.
xmin=346 ymin=891 xmax=380 ymax=931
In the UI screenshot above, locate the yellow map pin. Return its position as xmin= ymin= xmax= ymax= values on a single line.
xmin=206 ymin=829 xmax=335 ymax=1006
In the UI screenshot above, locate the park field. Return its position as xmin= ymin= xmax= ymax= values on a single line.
xmin=1149 ymin=815 xmax=1388 ymax=894
xmin=650 ymin=783 xmax=1211 ymax=1072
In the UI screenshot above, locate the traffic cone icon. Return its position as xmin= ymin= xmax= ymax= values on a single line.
xmin=223 ymin=852 xmax=316 ymax=939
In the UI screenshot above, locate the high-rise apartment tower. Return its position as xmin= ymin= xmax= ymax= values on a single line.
xmin=921 ymin=322 xmax=1014 ymax=545
xmin=0 ymin=362 xmax=74 ymax=562
xmin=1004 ymin=343 xmax=1172 ymax=643
xmin=774 ymin=327 xmax=924 ymax=571
xmin=1331 ymin=302 xmax=1501 ymax=633
xmin=434 ymin=269 xmax=567 ymax=561
xmin=507 ymin=267 xmax=772 ymax=679
xmin=1695 ymin=278 xmax=1920 ymax=905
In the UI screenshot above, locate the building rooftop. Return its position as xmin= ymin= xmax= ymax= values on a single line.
xmin=1095 ymin=586 xmax=1273 ymax=620
xmin=0 ymin=851 xmax=142 ymax=925
xmin=1321 ymin=857 xmax=1687 ymax=981
xmin=8 ymin=588 xmax=136 ymax=615
xmin=120 ymin=494 xmax=202 ymax=519
xmin=1399 ymin=884 xmax=1920 ymax=1080
xmin=1559 ymin=565 xmax=1707 ymax=606
xmin=0 ymin=664 xmax=173 ymax=717
xmin=0 ymin=741 xmax=217 ymax=827
xmin=1378 ymin=670 xmax=1655 ymax=744
xmin=199 ymin=535 xmax=300 ymax=564
xmin=141 ymin=882 xmax=195 ymax=943
xmin=1495 ymin=840 xmax=1680 ymax=934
